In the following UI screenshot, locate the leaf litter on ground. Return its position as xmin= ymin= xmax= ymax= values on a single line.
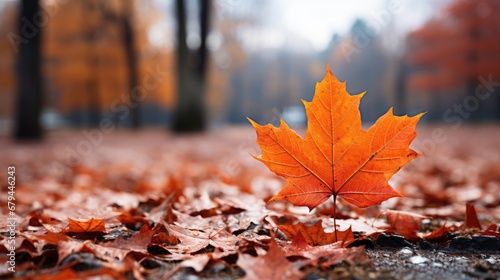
xmin=0 ymin=68 xmax=499 ymax=279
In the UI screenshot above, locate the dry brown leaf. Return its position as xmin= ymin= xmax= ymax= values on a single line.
xmin=385 ymin=210 xmax=428 ymax=241
xmin=282 ymin=242 xmax=370 ymax=269
xmin=237 ymin=238 xmax=303 ymax=280
xmin=278 ymin=220 xmax=354 ymax=246
xmin=162 ymin=222 xmax=239 ymax=254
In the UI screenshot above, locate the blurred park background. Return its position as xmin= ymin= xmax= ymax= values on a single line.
xmin=0 ymin=0 xmax=499 ymax=139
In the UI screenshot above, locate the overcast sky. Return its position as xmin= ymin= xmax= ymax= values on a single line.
xmin=206 ymin=0 xmax=446 ymax=52
xmin=266 ymin=0 xmax=442 ymax=50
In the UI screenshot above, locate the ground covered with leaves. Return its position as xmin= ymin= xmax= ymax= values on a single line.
xmin=1 ymin=126 xmax=499 ymax=279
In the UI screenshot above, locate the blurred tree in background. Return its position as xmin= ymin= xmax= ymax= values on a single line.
xmin=43 ymin=0 xmax=174 ymax=128
xmin=172 ymin=0 xmax=210 ymax=132
xmin=328 ymin=19 xmax=393 ymax=122
xmin=0 ymin=0 xmax=499 ymax=138
xmin=15 ymin=0 xmax=43 ymax=140
xmin=0 ymin=4 xmax=16 ymax=112
xmin=407 ymin=0 xmax=500 ymax=121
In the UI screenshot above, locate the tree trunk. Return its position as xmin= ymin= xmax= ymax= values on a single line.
xmin=172 ymin=0 xmax=209 ymax=132
xmin=123 ymin=1 xmax=140 ymax=128
xmin=197 ymin=0 xmax=210 ymax=80
xmin=15 ymin=0 xmax=43 ymax=140
xmin=84 ymin=1 xmax=102 ymax=127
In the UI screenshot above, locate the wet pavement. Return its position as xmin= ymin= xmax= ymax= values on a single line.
xmin=367 ymin=248 xmax=499 ymax=280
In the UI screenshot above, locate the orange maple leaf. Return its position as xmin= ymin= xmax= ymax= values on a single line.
xmin=249 ymin=64 xmax=423 ymax=211
xmin=64 ymin=217 xmax=106 ymax=233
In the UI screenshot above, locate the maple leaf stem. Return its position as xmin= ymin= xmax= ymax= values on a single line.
xmin=333 ymin=195 xmax=338 ymax=242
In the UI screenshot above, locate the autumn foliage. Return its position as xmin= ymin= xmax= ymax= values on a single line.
xmin=1 ymin=60 xmax=500 ymax=278
xmin=408 ymin=0 xmax=500 ymax=92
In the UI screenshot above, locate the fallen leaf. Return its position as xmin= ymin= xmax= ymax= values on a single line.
xmin=385 ymin=210 xmax=428 ymax=241
xmin=57 ymin=239 xmax=97 ymax=265
xmin=36 ymin=226 xmax=71 ymax=244
xmin=282 ymin=242 xmax=370 ymax=269
xmin=146 ymin=193 xmax=177 ymax=224
xmin=249 ymin=64 xmax=423 ymax=210
xmin=237 ymin=238 xmax=302 ymax=280
xmin=35 ymin=261 xmax=128 ymax=280
xmin=482 ymin=224 xmax=500 ymax=238
xmin=162 ymin=222 xmax=239 ymax=254
xmin=278 ymin=220 xmax=354 ymax=246
xmin=464 ymin=203 xmax=482 ymax=229
xmin=290 ymin=231 xmax=308 ymax=250
xmin=151 ymin=232 xmax=179 ymax=245
xmin=64 ymin=217 xmax=106 ymax=234
xmin=20 ymin=226 xmax=71 ymax=256
xmin=420 ymin=223 xmax=450 ymax=242
xmin=178 ymin=254 xmax=211 ymax=272
xmin=102 ymin=224 xmax=159 ymax=251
